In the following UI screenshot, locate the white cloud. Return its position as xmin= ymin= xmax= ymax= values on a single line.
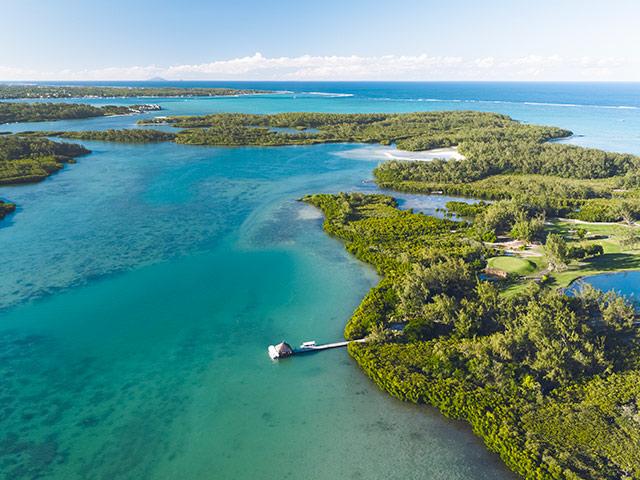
xmin=0 ymin=52 xmax=638 ymax=81
xmin=474 ymin=57 xmax=495 ymax=69
xmin=165 ymin=53 xmax=463 ymax=79
xmin=511 ymin=55 xmax=563 ymax=67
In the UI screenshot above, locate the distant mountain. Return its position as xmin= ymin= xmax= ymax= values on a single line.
xmin=147 ymin=77 xmax=168 ymax=82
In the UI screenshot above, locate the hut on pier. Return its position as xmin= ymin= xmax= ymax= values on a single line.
xmin=275 ymin=341 xmax=293 ymax=357
xmin=268 ymin=341 xmax=294 ymax=359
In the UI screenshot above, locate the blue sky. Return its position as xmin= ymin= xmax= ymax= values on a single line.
xmin=2 ymin=0 xmax=639 ymax=81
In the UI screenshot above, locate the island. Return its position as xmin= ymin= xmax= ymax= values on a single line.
xmin=2 ymin=110 xmax=640 ymax=479
xmin=0 ymin=102 xmax=161 ymax=124
xmin=0 ymin=199 xmax=15 ymax=219
xmin=136 ymin=110 xmax=570 ymax=149
xmin=34 ymin=129 xmax=176 ymax=143
xmin=0 ymin=134 xmax=91 ymax=185
xmin=0 ymin=84 xmax=270 ymax=99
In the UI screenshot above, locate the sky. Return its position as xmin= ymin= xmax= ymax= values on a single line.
xmin=2 ymin=0 xmax=639 ymax=81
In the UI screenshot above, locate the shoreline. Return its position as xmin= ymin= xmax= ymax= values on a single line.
xmin=383 ymin=145 xmax=465 ymax=161
xmin=307 ymin=190 xmax=640 ymax=479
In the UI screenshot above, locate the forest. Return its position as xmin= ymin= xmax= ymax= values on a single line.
xmin=0 ymin=135 xmax=90 ymax=185
xmin=0 ymin=85 xmax=269 ymax=99
xmin=137 ymin=110 xmax=572 ymax=150
xmin=0 ymin=102 xmax=160 ymax=124
xmin=303 ymin=192 xmax=640 ymax=480
xmin=32 ymin=129 xmax=177 ymax=143
xmin=374 ymin=141 xmax=640 ymax=222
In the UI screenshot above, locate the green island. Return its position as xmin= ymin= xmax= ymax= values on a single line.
xmin=0 ymin=199 xmax=15 ymax=219
xmin=0 ymin=135 xmax=90 ymax=185
xmin=0 ymin=84 xmax=269 ymax=99
xmin=0 ymin=101 xmax=161 ymax=124
xmin=136 ymin=110 xmax=571 ymax=149
xmin=3 ymin=110 xmax=640 ymax=478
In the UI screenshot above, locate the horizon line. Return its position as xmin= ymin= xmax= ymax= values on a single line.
xmin=3 ymin=79 xmax=640 ymax=83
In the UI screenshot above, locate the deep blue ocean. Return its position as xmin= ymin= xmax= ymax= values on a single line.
xmin=32 ymin=80 xmax=640 ymax=109
xmin=1 ymin=82 xmax=639 ymax=479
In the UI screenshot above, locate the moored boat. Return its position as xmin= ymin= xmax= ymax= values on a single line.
xmin=298 ymin=341 xmax=317 ymax=351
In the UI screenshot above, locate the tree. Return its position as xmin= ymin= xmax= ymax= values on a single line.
xmin=545 ymin=233 xmax=569 ymax=271
xmin=617 ymin=225 xmax=639 ymax=252
xmin=397 ymin=259 xmax=474 ymax=319
xmin=621 ymin=207 xmax=635 ymax=226
xmin=510 ymin=212 xmax=545 ymax=242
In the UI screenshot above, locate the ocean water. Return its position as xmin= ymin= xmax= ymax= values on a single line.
xmin=2 ymin=82 xmax=640 ymax=479
xmin=6 ymin=81 xmax=640 ymax=154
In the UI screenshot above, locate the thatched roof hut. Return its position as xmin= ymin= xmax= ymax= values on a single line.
xmin=275 ymin=341 xmax=293 ymax=357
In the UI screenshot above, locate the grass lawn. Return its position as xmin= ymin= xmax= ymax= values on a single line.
xmin=497 ymin=220 xmax=640 ymax=295
xmin=487 ymin=256 xmax=537 ymax=275
xmin=550 ymin=244 xmax=640 ymax=288
xmin=546 ymin=219 xmax=622 ymax=238
xmin=545 ymin=220 xmax=640 ymax=287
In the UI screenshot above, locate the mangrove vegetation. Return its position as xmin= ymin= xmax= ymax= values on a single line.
xmin=137 ymin=111 xmax=571 ymax=149
xmin=0 ymin=135 xmax=90 ymax=185
xmin=0 ymin=102 xmax=161 ymax=124
xmin=303 ymin=192 xmax=640 ymax=480
xmin=28 ymin=129 xmax=177 ymax=143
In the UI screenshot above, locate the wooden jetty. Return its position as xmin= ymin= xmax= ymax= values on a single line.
xmin=268 ymin=339 xmax=365 ymax=360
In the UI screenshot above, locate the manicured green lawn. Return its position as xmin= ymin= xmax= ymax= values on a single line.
xmin=497 ymin=220 xmax=640 ymax=295
xmin=550 ymin=246 xmax=640 ymax=288
xmin=547 ymin=219 xmax=621 ymax=237
xmin=487 ymin=256 xmax=537 ymax=275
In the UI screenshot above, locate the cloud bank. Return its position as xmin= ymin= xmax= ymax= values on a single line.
xmin=1 ymin=52 xmax=638 ymax=81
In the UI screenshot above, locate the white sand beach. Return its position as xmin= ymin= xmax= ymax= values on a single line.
xmin=331 ymin=144 xmax=465 ymax=162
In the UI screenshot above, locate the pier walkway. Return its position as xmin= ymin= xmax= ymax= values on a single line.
xmin=294 ymin=338 xmax=366 ymax=354
xmin=268 ymin=338 xmax=366 ymax=359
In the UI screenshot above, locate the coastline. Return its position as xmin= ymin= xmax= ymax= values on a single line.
xmin=305 ymin=188 xmax=640 ymax=480
xmin=3 ymin=90 xmax=640 ymax=476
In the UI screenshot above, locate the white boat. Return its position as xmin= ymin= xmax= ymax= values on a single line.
xmin=268 ymin=345 xmax=278 ymax=360
xmin=298 ymin=341 xmax=317 ymax=350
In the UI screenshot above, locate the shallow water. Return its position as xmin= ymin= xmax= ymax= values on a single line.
xmin=0 ymin=140 xmax=513 ymax=479
xmin=3 ymin=82 xmax=640 ymax=479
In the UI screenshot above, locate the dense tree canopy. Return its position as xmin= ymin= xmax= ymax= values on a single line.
xmin=33 ymin=129 xmax=177 ymax=143
xmin=304 ymin=192 xmax=640 ymax=479
xmin=0 ymin=135 xmax=90 ymax=185
xmin=138 ymin=110 xmax=571 ymax=150
xmin=0 ymin=102 xmax=160 ymax=124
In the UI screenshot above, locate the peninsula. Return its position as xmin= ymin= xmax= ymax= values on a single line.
xmin=303 ymin=190 xmax=640 ymax=480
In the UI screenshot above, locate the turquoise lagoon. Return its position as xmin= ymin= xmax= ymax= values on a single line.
xmin=2 ymin=83 xmax=640 ymax=479
xmin=0 ymin=141 xmax=513 ymax=479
